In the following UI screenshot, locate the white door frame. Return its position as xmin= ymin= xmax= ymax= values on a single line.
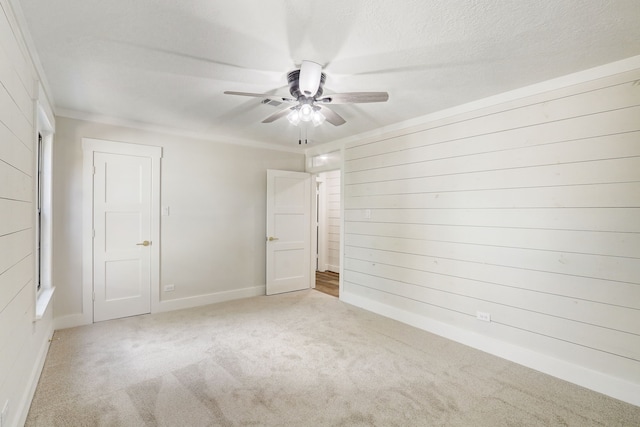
xmin=305 ymin=150 xmax=345 ymax=298
xmin=315 ymin=175 xmax=328 ymax=272
xmin=310 ymin=175 xmax=318 ymax=289
xmin=82 ymin=138 xmax=162 ymax=324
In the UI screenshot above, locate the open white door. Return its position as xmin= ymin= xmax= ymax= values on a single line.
xmin=266 ymin=170 xmax=312 ymax=295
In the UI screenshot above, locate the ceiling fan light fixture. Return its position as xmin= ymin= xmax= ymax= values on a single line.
xmin=287 ymin=109 xmax=301 ymax=125
xmin=312 ymin=110 xmax=326 ymax=127
xmin=299 ymin=104 xmax=314 ymax=122
xmin=224 ymin=59 xmax=388 ymax=131
xmin=299 ymin=61 xmax=322 ymax=97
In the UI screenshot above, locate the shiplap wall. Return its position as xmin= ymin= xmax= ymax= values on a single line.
xmin=325 ymin=170 xmax=341 ymax=272
xmin=0 ymin=1 xmax=54 ymax=425
xmin=342 ymin=68 xmax=640 ymax=404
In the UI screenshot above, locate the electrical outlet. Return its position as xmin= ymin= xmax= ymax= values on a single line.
xmin=1 ymin=400 xmax=9 ymax=427
xmin=164 ymin=284 xmax=175 ymax=292
xmin=476 ymin=311 xmax=491 ymax=322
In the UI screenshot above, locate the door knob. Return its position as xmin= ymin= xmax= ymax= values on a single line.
xmin=136 ymin=240 xmax=151 ymax=246
xmin=267 ymin=237 xmax=279 ymax=241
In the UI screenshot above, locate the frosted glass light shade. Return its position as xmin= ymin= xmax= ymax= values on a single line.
xmin=312 ymin=110 xmax=326 ymax=126
xmin=287 ymin=109 xmax=300 ymax=125
xmin=299 ymin=104 xmax=313 ymax=122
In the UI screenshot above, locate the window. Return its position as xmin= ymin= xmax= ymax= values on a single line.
xmin=34 ymin=103 xmax=54 ymax=319
xmin=37 ymin=133 xmax=43 ymax=292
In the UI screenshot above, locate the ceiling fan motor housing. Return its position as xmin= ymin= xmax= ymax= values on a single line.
xmin=287 ymin=69 xmax=326 ymax=100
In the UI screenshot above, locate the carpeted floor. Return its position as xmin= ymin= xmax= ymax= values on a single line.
xmin=27 ymin=290 xmax=640 ymax=426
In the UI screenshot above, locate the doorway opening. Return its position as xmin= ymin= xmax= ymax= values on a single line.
xmin=315 ymin=271 xmax=339 ymax=297
xmin=315 ymin=170 xmax=340 ymax=297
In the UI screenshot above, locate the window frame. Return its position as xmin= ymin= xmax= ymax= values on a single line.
xmin=34 ymin=100 xmax=54 ymax=319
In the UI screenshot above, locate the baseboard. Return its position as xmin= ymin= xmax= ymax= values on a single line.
xmin=16 ymin=323 xmax=54 ymax=427
xmin=157 ymin=285 xmax=265 ymax=313
xmin=54 ymin=313 xmax=91 ymax=330
xmin=341 ymin=290 xmax=640 ymax=408
xmin=326 ymin=264 xmax=340 ymax=273
xmin=53 ymin=287 xmax=266 ymax=329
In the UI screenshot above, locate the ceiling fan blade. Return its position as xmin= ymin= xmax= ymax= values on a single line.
xmin=262 ymin=106 xmax=294 ymax=123
xmin=319 ymin=105 xmax=346 ymax=126
xmin=224 ymin=91 xmax=296 ymax=103
xmin=316 ymin=92 xmax=389 ymax=104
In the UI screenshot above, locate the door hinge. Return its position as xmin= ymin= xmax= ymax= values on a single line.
xmin=93 ymin=166 xmax=96 ymax=175
xmin=92 ymin=229 xmax=95 ymax=238
xmin=92 ymin=291 xmax=95 ymax=301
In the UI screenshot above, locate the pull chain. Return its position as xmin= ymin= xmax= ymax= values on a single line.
xmin=296 ymin=124 xmax=310 ymax=145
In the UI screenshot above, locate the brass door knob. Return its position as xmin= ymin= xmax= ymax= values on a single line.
xmin=267 ymin=237 xmax=279 ymax=241
xmin=136 ymin=240 xmax=151 ymax=246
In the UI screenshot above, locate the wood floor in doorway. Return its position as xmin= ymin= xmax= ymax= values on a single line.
xmin=315 ymin=271 xmax=339 ymax=297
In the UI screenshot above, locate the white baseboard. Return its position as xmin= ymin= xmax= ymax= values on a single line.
xmin=54 ymin=287 xmax=266 ymax=329
xmin=16 ymin=323 xmax=54 ymax=427
xmin=341 ymin=291 xmax=640 ymax=408
xmin=157 ymin=285 xmax=265 ymax=313
xmin=54 ymin=313 xmax=91 ymax=330
xmin=326 ymin=264 xmax=340 ymax=273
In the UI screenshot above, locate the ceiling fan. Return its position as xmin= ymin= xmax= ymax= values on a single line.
xmin=224 ymin=60 xmax=389 ymax=127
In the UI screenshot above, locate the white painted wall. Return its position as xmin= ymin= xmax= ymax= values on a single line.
xmin=340 ymin=62 xmax=640 ymax=405
xmin=52 ymin=117 xmax=305 ymax=325
xmin=0 ymin=0 xmax=55 ymax=425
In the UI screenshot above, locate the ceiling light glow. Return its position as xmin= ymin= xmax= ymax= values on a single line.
xmin=312 ymin=110 xmax=326 ymax=127
xmin=299 ymin=104 xmax=313 ymax=122
xmin=287 ymin=109 xmax=300 ymax=125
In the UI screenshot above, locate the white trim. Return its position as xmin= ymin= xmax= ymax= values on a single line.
xmin=82 ymin=138 xmax=162 ymax=324
xmin=325 ymin=55 xmax=640 ymax=150
xmin=60 ymin=108 xmax=302 ymax=154
xmin=54 ymin=286 xmax=267 ymax=328
xmin=7 ymin=0 xmax=56 ymax=114
xmin=36 ymin=84 xmax=55 ymax=130
xmin=326 ymin=264 xmax=340 ymax=274
xmin=316 ymin=175 xmax=328 ymax=272
xmin=338 ymin=147 xmax=345 ymax=299
xmin=305 ymin=148 xmax=344 ymax=171
xmin=157 ymin=286 xmax=265 ymax=313
xmin=34 ymin=95 xmax=55 ymax=320
xmin=15 ymin=326 xmax=54 ymax=427
xmin=341 ymin=291 xmax=640 ymax=407
xmin=310 ymin=175 xmax=319 ymax=287
xmin=34 ymin=287 xmax=54 ymax=320
xmin=305 ymin=139 xmax=345 ymax=158
xmin=54 ymin=313 xmax=90 ymax=330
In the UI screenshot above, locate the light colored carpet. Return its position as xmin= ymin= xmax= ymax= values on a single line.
xmin=27 ymin=290 xmax=640 ymax=426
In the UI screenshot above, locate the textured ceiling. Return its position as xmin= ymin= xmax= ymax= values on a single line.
xmin=16 ymin=0 xmax=640 ymax=149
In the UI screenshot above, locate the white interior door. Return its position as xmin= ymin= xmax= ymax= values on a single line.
xmin=93 ymin=151 xmax=152 ymax=322
xmin=266 ymin=170 xmax=311 ymax=295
